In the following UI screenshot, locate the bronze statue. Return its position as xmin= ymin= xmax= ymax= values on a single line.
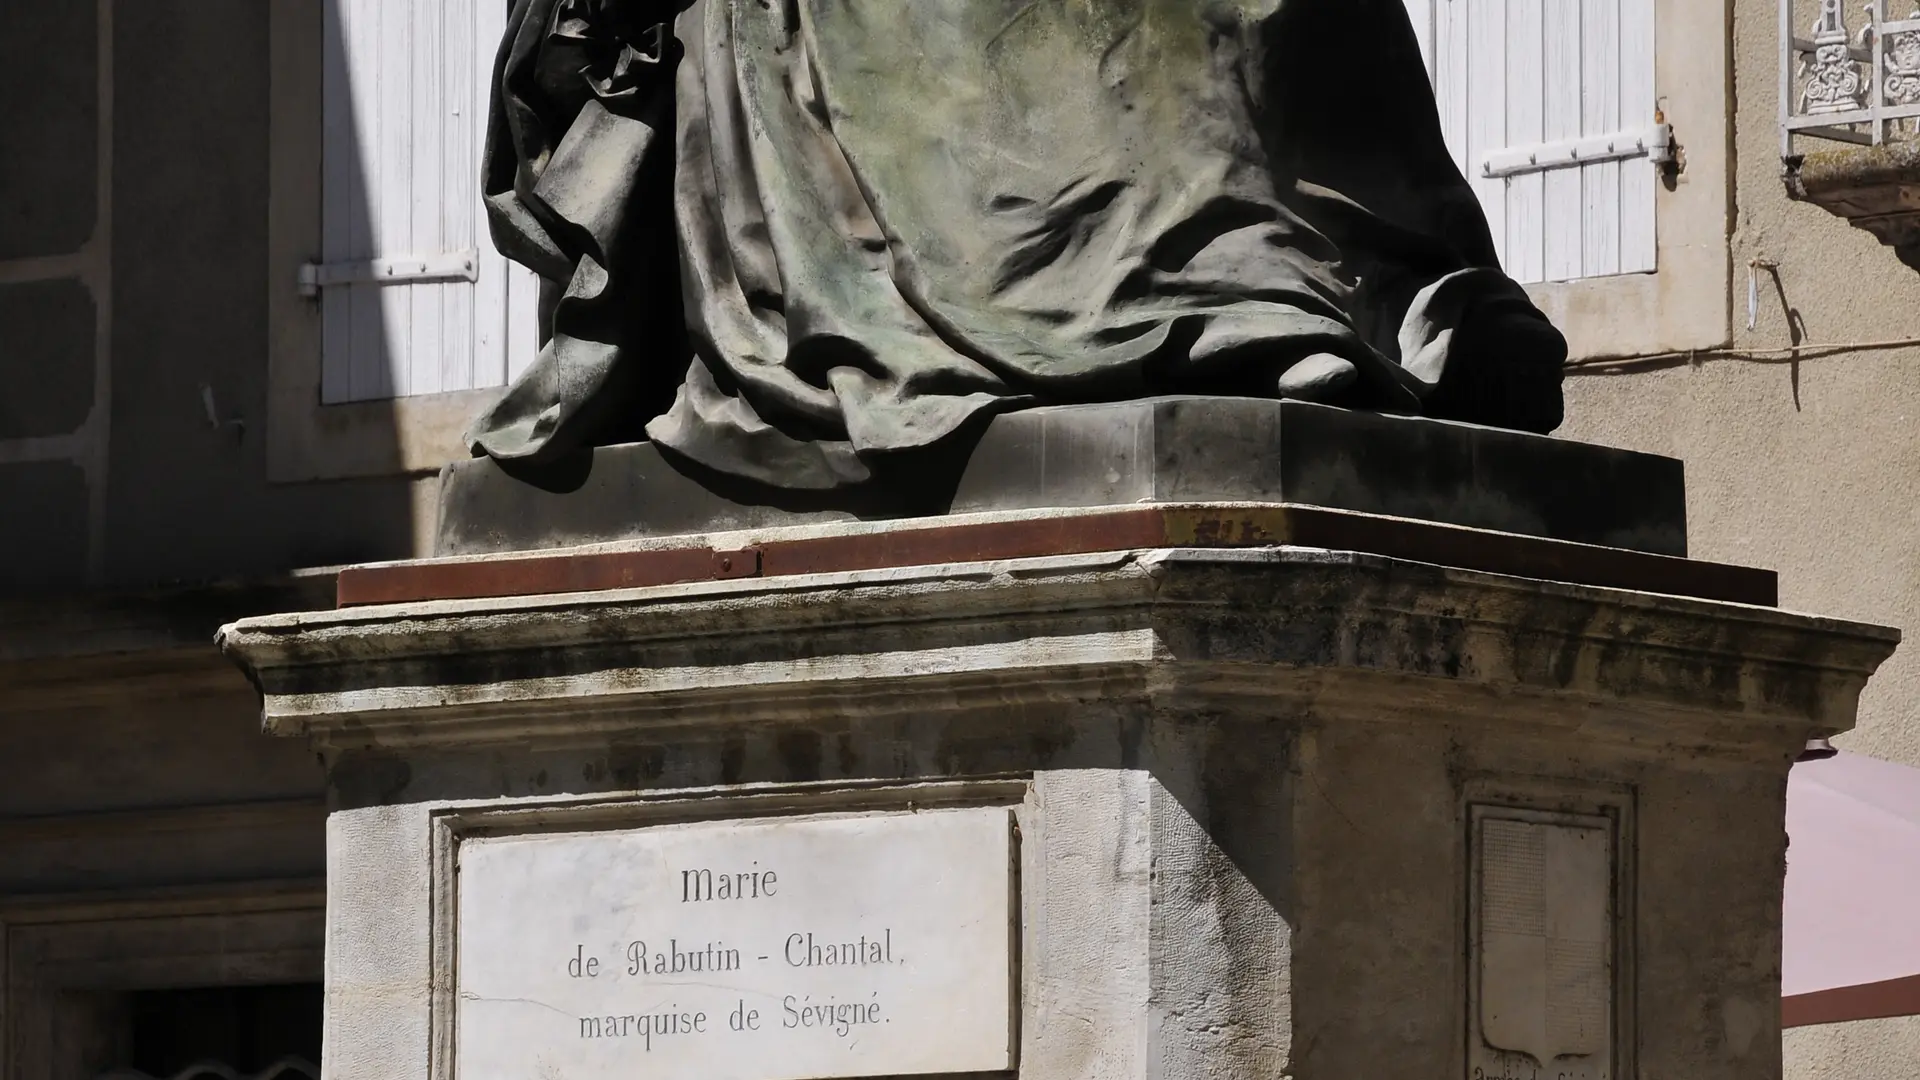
xmin=469 ymin=0 xmax=1567 ymax=494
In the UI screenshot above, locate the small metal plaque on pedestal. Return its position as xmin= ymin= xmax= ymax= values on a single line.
xmin=1468 ymin=804 xmax=1620 ymax=1080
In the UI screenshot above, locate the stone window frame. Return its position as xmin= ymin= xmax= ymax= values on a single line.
xmin=1 ymin=882 xmax=325 ymax=1080
xmin=1520 ymin=0 xmax=1734 ymax=361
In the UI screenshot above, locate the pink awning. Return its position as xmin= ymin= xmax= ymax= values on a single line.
xmin=1783 ymin=750 xmax=1920 ymax=1027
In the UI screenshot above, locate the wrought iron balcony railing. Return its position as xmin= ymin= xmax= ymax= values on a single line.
xmin=1781 ymin=0 xmax=1920 ymax=152
xmin=1781 ymin=0 xmax=1920 ymax=267
xmin=1782 ymin=0 xmax=1920 ymax=153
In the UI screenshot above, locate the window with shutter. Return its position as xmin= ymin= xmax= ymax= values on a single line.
xmin=314 ymin=0 xmax=540 ymax=405
xmin=1409 ymin=0 xmax=1663 ymax=284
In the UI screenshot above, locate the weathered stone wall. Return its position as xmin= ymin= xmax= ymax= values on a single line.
xmin=0 ymin=579 xmax=334 ymax=899
xmin=1554 ymin=0 xmax=1920 ymax=1070
xmin=0 ymin=584 xmax=331 ymax=1080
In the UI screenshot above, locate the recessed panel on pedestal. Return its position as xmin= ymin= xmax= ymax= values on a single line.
xmin=1469 ymin=805 xmax=1618 ymax=1080
xmin=454 ymin=807 xmax=1018 ymax=1080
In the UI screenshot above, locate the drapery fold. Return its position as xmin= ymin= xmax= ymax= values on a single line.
xmin=469 ymin=0 xmax=1567 ymax=490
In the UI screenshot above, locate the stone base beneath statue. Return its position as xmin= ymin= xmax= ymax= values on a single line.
xmin=437 ymin=398 xmax=1688 ymax=558
xmin=219 ymin=543 xmax=1896 ymax=1080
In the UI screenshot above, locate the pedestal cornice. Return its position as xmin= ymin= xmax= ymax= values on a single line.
xmin=218 ymin=547 xmax=1897 ymax=757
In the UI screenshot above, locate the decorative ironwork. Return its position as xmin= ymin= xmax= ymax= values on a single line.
xmin=1782 ymin=0 xmax=1920 ymax=152
xmin=1800 ymin=0 xmax=1866 ymax=113
xmin=1887 ymin=7 xmax=1920 ymax=132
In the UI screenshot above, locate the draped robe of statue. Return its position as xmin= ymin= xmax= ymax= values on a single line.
xmin=468 ymin=0 xmax=1569 ymax=493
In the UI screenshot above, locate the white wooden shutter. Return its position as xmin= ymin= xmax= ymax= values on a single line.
xmin=1429 ymin=0 xmax=1659 ymax=283
xmin=318 ymin=0 xmax=541 ymax=404
xmin=1404 ymin=0 xmax=1436 ymax=76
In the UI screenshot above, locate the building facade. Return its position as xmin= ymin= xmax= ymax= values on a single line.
xmin=0 ymin=0 xmax=1915 ymax=1077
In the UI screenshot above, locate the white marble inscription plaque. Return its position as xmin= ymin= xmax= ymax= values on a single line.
xmin=1469 ymin=806 xmax=1614 ymax=1080
xmin=455 ymin=808 xmax=1016 ymax=1080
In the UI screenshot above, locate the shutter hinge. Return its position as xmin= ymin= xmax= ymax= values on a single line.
xmin=1480 ymin=123 xmax=1674 ymax=179
xmin=297 ymin=250 xmax=479 ymax=298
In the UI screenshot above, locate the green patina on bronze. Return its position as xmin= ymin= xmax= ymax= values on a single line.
xmin=470 ymin=0 xmax=1567 ymax=496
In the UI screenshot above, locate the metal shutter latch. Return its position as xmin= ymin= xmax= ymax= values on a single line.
xmin=1480 ymin=123 xmax=1674 ymax=179
xmin=297 ymin=250 xmax=479 ymax=297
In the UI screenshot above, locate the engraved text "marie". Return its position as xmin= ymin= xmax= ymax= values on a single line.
xmin=681 ymin=865 xmax=778 ymax=903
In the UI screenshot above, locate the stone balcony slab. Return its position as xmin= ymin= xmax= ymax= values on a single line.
xmin=1786 ymin=141 xmax=1920 ymax=268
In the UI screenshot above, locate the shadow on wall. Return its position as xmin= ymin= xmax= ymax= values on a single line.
xmin=95 ymin=0 xmax=453 ymax=589
xmin=0 ymin=0 xmax=434 ymax=593
xmin=0 ymin=1 xmax=106 ymax=593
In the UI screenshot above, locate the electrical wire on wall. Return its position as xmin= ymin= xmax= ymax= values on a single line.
xmin=1564 ymin=256 xmax=1920 ymax=374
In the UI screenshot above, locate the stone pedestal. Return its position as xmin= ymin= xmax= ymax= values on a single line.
xmin=435 ymin=398 xmax=1689 ymax=557
xmin=220 ymin=531 xmax=1897 ymax=1080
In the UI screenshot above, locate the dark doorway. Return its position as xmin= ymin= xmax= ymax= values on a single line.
xmin=113 ymin=984 xmax=322 ymax=1080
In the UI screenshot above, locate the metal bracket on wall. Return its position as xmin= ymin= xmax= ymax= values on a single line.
xmin=1481 ymin=124 xmax=1676 ymax=179
xmin=296 ymin=250 xmax=479 ymax=297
